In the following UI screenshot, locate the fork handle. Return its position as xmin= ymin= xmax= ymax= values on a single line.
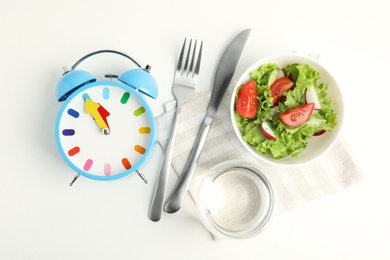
xmin=164 ymin=115 xmax=213 ymax=213
xmin=148 ymin=104 xmax=182 ymax=221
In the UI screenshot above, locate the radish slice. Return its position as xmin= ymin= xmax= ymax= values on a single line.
xmin=261 ymin=121 xmax=276 ymax=140
xmin=276 ymin=69 xmax=284 ymax=79
xmin=305 ymin=85 xmax=321 ymax=110
xmin=313 ymin=129 xmax=326 ymax=136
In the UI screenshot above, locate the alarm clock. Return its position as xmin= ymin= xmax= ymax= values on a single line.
xmin=55 ymin=50 xmax=158 ymax=185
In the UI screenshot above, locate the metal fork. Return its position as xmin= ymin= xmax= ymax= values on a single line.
xmin=149 ymin=38 xmax=202 ymax=222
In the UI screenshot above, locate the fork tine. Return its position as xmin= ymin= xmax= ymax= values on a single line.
xmin=188 ymin=40 xmax=197 ymax=76
xmin=176 ymin=38 xmax=186 ymax=72
xmin=194 ymin=41 xmax=203 ymax=75
xmin=183 ymin=39 xmax=192 ymax=74
xmin=176 ymin=38 xmax=202 ymax=77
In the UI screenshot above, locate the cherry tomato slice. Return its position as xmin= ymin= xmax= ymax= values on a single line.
xmin=235 ymin=80 xmax=258 ymax=118
xmin=270 ymin=77 xmax=294 ymax=106
xmin=279 ymin=103 xmax=314 ymax=127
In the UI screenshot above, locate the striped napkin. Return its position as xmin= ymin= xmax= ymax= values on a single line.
xmin=156 ymin=84 xmax=364 ymax=215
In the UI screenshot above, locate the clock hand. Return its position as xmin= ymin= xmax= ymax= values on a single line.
xmin=85 ymin=98 xmax=110 ymax=135
xmin=97 ymin=105 xmax=110 ymax=128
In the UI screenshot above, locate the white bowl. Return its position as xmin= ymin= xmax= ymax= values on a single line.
xmin=230 ymin=53 xmax=344 ymax=166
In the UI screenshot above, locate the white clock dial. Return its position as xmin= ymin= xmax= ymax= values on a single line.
xmin=55 ymin=81 xmax=156 ymax=181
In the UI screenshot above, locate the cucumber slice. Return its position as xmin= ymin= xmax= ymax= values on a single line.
xmin=267 ymin=69 xmax=280 ymax=87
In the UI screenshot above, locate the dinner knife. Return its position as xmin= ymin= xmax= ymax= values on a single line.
xmin=164 ymin=28 xmax=251 ymax=213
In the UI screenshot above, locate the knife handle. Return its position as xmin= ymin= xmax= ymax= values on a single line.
xmin=164 ymin=116 xmax=213 ymax=213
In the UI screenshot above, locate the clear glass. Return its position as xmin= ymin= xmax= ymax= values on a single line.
xmin=197 ymin=160 xmax=275 ymax=239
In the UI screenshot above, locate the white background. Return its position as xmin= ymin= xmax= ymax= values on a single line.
xmin=1 ymin=0 xmax=388 ymax=259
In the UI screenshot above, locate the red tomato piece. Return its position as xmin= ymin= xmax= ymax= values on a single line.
xmin=236 ymin=80 xmax=258 ymax=118
xmin=279 ymin=103 xmax=314 ymax=127
xmin=270 ymin=77 xmax=294 ymax=106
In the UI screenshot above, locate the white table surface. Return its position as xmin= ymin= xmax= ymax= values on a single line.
xmin=1 ymin=0 xmax=388 ymax=259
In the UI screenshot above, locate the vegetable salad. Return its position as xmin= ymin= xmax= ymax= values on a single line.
xmin=234 ymin=63 xmax=337 ymax=159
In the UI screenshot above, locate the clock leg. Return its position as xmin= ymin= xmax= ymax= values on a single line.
xmin=136 ymin=170 xmax=148 ymax=184
xmin=70 ymin=174 xmax=81 ymax=186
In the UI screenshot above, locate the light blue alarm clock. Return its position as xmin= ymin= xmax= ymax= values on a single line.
xmin=55 ymin=50 xmax=158 ymax=185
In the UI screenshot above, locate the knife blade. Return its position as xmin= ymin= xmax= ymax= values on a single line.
xmin=164 ymin=28 xmax=251 ymax=213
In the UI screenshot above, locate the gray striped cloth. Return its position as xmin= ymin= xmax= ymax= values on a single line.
xmin=156 ymin=86 xmax=364 ymax=214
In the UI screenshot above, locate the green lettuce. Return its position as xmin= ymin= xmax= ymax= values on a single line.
xmin=234 ymin=63 xmax=337 ymax=159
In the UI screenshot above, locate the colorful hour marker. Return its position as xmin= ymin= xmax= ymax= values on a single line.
xmin=104 ymin=163 xmax=111 ymax=176
xmin=82 ymin=93 xmax=91 ymax=101
xmin=84 ymin=159 xmax=93 ymax=171
xmin=134 ymin=107 xmax=145 ymax=116
xmin=120 ymin=92 xmax=130 ymax=104
xmin=67 ymin=109 xmax=79 ymax=118
xmin=62 ymin=129 xmax=75 ymax=136
xmin=103 ymin=87 xmax=110 ymax=100
xmin=68 ymin=146 xmax=80 ymax=156
xmin=122 ymin=158 xmax=132 ymax=170
xmin=134 ymin=145 xmax=146 ymax=154
xmin=139 ymin=127 xmax=150 ymax=134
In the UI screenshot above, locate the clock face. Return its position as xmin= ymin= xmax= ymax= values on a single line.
xmin=55 ymin=81 xmax=156 ymax=181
